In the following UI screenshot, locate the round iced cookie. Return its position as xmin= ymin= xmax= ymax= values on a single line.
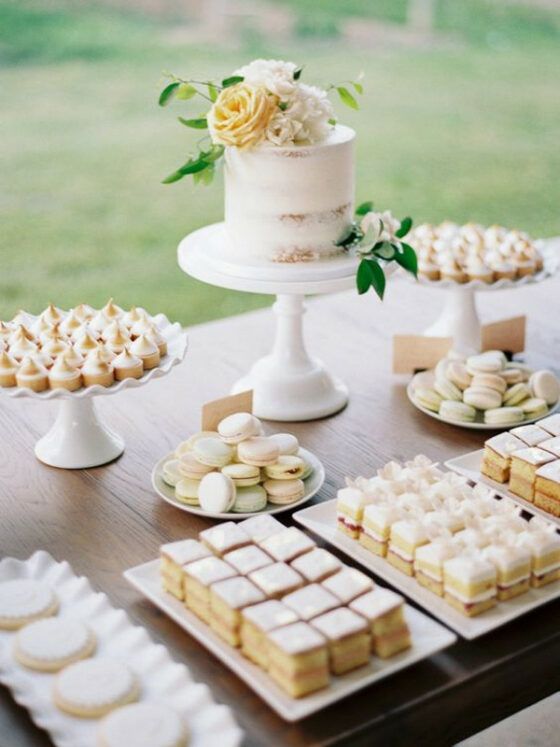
xmin=162 ymin=459 xmax=182 ymax=488
xmin=222 ymin=463 xmax=261 ymax=487
xmin=439 ymin=400 xmax=476 ymax=423
xmin=267 ymin=433 xmax=299 ymax=456
xmin=98 ymin=703 xmax=188 ymax=747
xmin=198 ymin=472 xmax=236 ymax=513
xmin=54 ymin=658 xmax=139 ymax=718
xmin=446 ymin=362 xmax=472 ymax=391
xmin=14 ymin=618 xmax=96 ymax=672
xmin=0 ymin=579 xmax=58 ymax=630
xmin=521 ymin=398 xmax=549 ymax=419
xmin=263 ymin=478 xmax=305 ymax=505
xmin=413 ymin=387 xmax=442 ymax=412
xmin=217 ymin=412 xmax=261 ymax=444
xmin=237 ymin=437 xmax=280 ymax=467
xmin=529 ymin=370 xmax=560 ymax=406
xmin=178 ymin=452 xmax=215 ymax=480
xmin=232 ymin=485 xmax=267 ymax=513
xmin=174 ymin=432 xmax=219 ymax=458
xmin=484 ymin=407 xmax=525 ymax=426
xmin=470 ymin=373 xmax=507 ymax=395
xmin=175 ymin=478 xmax=201 ymax=506
xmin=264 ymin=455 xmax=306 ymax=480
xmin=503 ymin=382 xmax=531 ymax=406
xmin=463 ymin=386 xmax=502 ymax=411
xmin=193 ymin=437 xmax=233 ymax=468
xmin=434 ymin=378 xmax=462 ymax=402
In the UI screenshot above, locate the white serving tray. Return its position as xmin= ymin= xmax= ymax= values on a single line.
xmin=445 ymin=449 xmax=560 ymax=528
xmin=125 ymin=560 xmax=456 ymax=722
xmin=294 ymin=500 xmax=560 ymax=640
xmin=153 ymin=447 xmax=325 ymax=520
xmin=0 ymin=552 xmax=243 ymax=747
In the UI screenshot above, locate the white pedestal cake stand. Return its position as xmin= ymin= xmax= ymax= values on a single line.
xmin=178 ymin=223 xmax=358 ymax=421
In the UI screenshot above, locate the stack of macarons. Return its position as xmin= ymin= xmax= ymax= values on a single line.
xmin=412 ymin=350 xmax=560 ymax=426
xmin=161 ymin=412 xmax=313 ymax=514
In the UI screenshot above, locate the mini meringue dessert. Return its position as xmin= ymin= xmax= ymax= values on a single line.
xmin=15 ymin=356 xmax=49 ymax=392
xmin=81 ymin=350 xmax=115 ymax=387
xmin=112 ymin=349 xmax=143 ymax=380
xmin=0 ymin=351 xmax=18 ymax=387
xmin=48 ymin=354 xmax=82 ymax=391
xmin=129 ymin=334 xmax=160 ymax=369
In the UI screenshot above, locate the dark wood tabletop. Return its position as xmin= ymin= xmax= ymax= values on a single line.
xmin=2 ymin=273 xmax=560 ymax=747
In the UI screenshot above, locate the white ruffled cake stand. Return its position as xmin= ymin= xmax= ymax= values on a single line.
xmin=4 ymin=315 xmax=188 ymax=469
xmin=178 ymin=223 xmax=358 ymax=421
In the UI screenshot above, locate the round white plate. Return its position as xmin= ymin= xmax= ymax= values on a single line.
xmin=407 ymin=380 xmax=560 ymax=430
xmin=152 ymin=447 xmax=325 ymax=520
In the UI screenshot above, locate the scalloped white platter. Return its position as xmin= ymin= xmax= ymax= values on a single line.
xmin=3 ymin=312 xmax=188 ymax=401
xmin=445 ymin=449 xmax=560 ymax=529
xmin=125 ymin=559 xmax=456 ymax=722
xmin=0 ymin=552 xmax=243 ymax=747
xmin=152 ymin=447 xmax=325 ymax=520
xmin=294 ymin=499 xmax=560 ymax=639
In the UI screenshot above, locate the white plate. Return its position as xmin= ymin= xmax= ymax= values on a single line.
xmin=294 ymin=499 xmax=560 ymax=640
xmin=445 ymin=449 xmax=560 ymax=529
xmin=152 ymin=447 xmax=325 ymax=520
xmin=0 ymin=552 xmax=243 ymax=747
xmin=407 ymin=381 xmax=560 ymax=431
xmin=124 ymin=560 xmax=456 ymax=722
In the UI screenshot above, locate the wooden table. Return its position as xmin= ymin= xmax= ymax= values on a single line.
xmin=2 ymin=275 xmax=560 ymax=746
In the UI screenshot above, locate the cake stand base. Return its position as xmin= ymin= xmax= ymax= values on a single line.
xmin=35 ymin=398 xmax=125 ymax=469
xmin=424 ymin=286 xmax=481 ymax=354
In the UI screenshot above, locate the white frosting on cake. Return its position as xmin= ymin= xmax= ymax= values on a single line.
xmin=282 ymin=583 xmax=338 ymax=621
xmin=224 ymin=125 xmax=355 ymax=262
xmin=241 ymin=599 xmax=299 ymax=631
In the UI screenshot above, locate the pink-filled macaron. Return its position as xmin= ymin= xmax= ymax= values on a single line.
xmin=263 ymin=478 xmax=305 ymax=505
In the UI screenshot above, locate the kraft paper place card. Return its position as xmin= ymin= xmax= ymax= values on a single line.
xmin=201 ymin=390 xmax=253 ymax=431
xmin=481 ymin=316 xmax=525 ymax=354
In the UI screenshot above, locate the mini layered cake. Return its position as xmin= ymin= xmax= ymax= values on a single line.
xmin=266 ymin=622 xmax=329 ymax=698
xmin=290 ymin=548 xmax=342 ymax=584
xmin=516 ymin=530 xmax=560 ymax=587
xmin=359 ymin=504 xmax=402 ymax=557
xmin=509 ymin=448 xmax=556 ymax=502
xmin=414 ymin=539 xmax=459 ymax=596
xmin=482 ymin=545 xmax=531 ymax=600
xmin=534 ymin=461 xmax=560 ymax=517
xmin=248 ymin=562 xmax=305 ymax=600
xmin=209 ymin=576 xmax=265 ymax=646
xmin=510 ymin=425 xmax=550 ymax=447
xmin=240 ymin=600 xmax=299 ymax=669
xmin=160 ymin=539 xmax=212 ymax=600
xmin=443 ymin=556 xmax=497 ymax=616
xmin=311 ymin=608 xmax=370 ymax=675
xmin=481 ymin=433 xmax=525 ymax=483
xmin=387 ymin=519 xmax=429 ymax=576
xmin=336 ymin=487 xmax=369 ymax=539
xmin=183 ymin=556 xmax=236 ymax=622
xmin=349 ymin=588 xmax=410 ymax=658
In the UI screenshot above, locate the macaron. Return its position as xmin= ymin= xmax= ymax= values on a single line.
xmin=411 ymin=370 xmax=435 ymax=391
xmin=446 ymin=362 xmax=472 ymax=391
xmin=484 ymin=407 xmax=525 ymax=426
xmin=470 ymin=373 xmax=507 ymax=394
xmin=263 ymin=478 xmax=305 ymax=505
xmin=264 ymin=455 xmax=305 ymax=480
xmin=434 ymin=378 xmax=462 ymax=402
xmin=178 ymin=452 xmax=216 ymax=480
xmin=237 ymin=437 xmax=280 ymax=467
xmin=463 ymin=386 xmax=502 ymax=410
xmin=503 ymin=383 xmax=531 ymax=407
xmin=198 ymin=472 xmax=236 ymax=513
xmin=414 ymin=387 xmax=442 ymax=412
xmin=505 ymin=362 xmax=531 ymax=381
xmin=232 ymin=485 xmax=267 ymax=513
xmin=162 ymin=459 xmax=182 ymax=487
xmin=268 ymin=433 xmax=299 ymax=456
xmin=175 ymin=431 xmax=219 ymax=458
xmin=529 ymin=370 xmax=560 ymax=406
xmin=435 ymin=358 xmax=452 ymax=380
xmin=193 ymin=437 xmax=233 ymax=468
xmin=439 ymin=400 xmax=476 ymax=423
xmin=521 ymin=397 xmax=549 ymax=418
xmin=175 ymin=478 xmax=201 ymax=506
xmin=299 ymin=456 xmax=314 ymax=480
xmin=466 ymin=353 xmax=504 ymax=375
xmin=222 ymin=463 xmax=261 ymax=487
xmin=501 ymin=368 xmax=524 ymax=385
xmin=217 ymin=412 xmax=261 ymax=444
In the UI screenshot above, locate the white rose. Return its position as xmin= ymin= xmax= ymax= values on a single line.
xmin=282 ymin=83 xmax=333 ymax=144
xmin=360 ymin=210 xmax=401 ymax=244
xmin=265 ymin=111 xmax=302 ymax=146
xmin=236 ymin=58 xmax=298 ymax=99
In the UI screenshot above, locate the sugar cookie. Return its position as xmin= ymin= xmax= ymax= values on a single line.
xmin=0 ymin=579 xmax=58 ymax=630
xmin=98 ymin=703 xmax=188 ymax=747
xmin=14 ymin=618 xmax=96 ymax=672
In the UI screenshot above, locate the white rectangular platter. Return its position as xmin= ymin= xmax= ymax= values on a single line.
xmin=125 ymin=560 xmax=457 ymax=722
xmin=294 ymin=499 xmax=560 ymax=640
xmin=0 ymin=552 xmax=243 ymax=747
xmin=445 ymin=449 xmax=560 ymax=529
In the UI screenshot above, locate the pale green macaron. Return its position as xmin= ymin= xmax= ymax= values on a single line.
xmin=484 ymin=407 xmax=525 ymax=426
xmin=222 ymin=463 xmax=261 ymax=487
xmin=439 ymin=400 xmax=476 ymax=423
xmin=503 ymin=383 xmax=532 ymax=406
xmin=193 ymin=437 xmax=234 ymax=468
xmin=232 ymin=485 xmax=267 ymax=513
xmin=414 ymin=387 xmax=443 ymax=412
xmin=521 ymin=397 xmax=549 ymax=418
xmin=175 ymin=477 xmax=201 ymax=506
xmin=162 ymin=459 xmax=182 ymax=487
xmin=174 ymin=431 xmax=219 ymax=458
xmin=264 ymin=455 xmax=305 ymax=481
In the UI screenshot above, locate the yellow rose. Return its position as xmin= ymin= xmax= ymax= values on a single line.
xmin=208 ymin=83 xmax=278 ymax=149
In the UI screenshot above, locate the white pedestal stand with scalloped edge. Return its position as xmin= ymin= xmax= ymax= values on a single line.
xmin=178 ymin=222 xmax=362 ymax=422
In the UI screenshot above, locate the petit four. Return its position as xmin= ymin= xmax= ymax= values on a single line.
xmin=223 ymin=544 xmax=273 ymax=575
xmin=414 ymin=538 xmax=459 ymax=596
xmin=249 ymin=562 xmax=304 ymax=599
xmin=290 ymin=548 xmax=342 ymax=583
xmin=0 ymin=579 xmax=58 ymax=630
xmin=515 ymin=530 xmax=560 ymax=587
xmin=200 ymin=522 xmax=251 ymax=557
xmin=534 ymin=461 xmax=560 ymax=517
xmin=54 ymin=658 xmax=139 ymax=718
xmin=266 ymin=622 xmax=329 ymax=697
xmin=259 ymin=527 xmax=315 ymax=563
xmin=509 ymin=448 xmax=556 ymax=502
xmin=539 ymin=413 xmax=560 ymax=437
xmin=14 ymin=618 xmax=96 ymax=672
xmin=311 ymin=607 xmax=370 ymax=674
xmin=97 ymin=702 xmax=188 ymax=747
xmin=282 ymin=583 xmax=339 ymax=622
xmin=359 ymin=503 xmax=402 ymax=557
xmin=349 ymin=588 xmax=411 ymax=658
xmin=239 ymin=514 xmax=284 ymax=543
xmin=336 ymin=487 xmax=369 ymax=539
xmin=240 ymin=599 xmax=299 ymax=669
xmin=160 ymin=539 xmax=212 ymax=600
xmin=387 ymin=519 xmax=429 ymax=576
xmin=482 ymin=545 xmax=531 ymax=600
xmin=322 ymin=567 xmax=374 ymax=604
xmin=481 ymin=433 xmax=525 ymax=483
xmin=443 ymin=556 xmax=497 ymax=617
xmin=510 ymin=425 xmax=550 ymax=447
xmin=210 ymin=576 xmax=265 ymax=645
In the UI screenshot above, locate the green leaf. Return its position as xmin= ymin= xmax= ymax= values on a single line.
xmin=356 ymin=259 xmax=373 ymax=294
xmin=395 ymin=243 xmax=418 ymax=278
xmin=328 ymin=117 xmax=337 ymax=126
xmin=221 ymin=75 xmax=244 ymax=88
xmin=294 ymin=67 xmax=303 ymax=80
xmin=374 ymin=242 xmax=396 ymax=261
xmin=355 ymin=201 xmax=373 ymax=216
xmin=178 ymin=117 xmax=208 ymax=129
xmin=161 ymin=169 xmax=184 ymax=184
xmin=352 ymin=81 xmax=363 ymax=95
xmin=194 ymin=163 xmax=215 ymax=186
xmin=335 ymin=224 xmax=362 ymax=248
xmin=201 ymin=144 xmax=224 ymax=162
xmin=208 ymin=83 xmax=219 ymax=102
xmin=367 ymin=258 xmax=386 ymax=299
xmin=396 ymin=216 xmax=413 ymax=238
xmin=162 ymin=156 xmax=209 ymax=184
xmin=159 ymin=81 xmax=180 ymax=106
xmin=176 ymin=83 xmax=197 ymax=100
xmin=336 ymin=86 xmax=359 ymax=110
xmin=278 ymin=101 xmax=289 ymax=111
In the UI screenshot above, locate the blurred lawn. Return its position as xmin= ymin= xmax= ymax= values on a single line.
xmin=1 ymin=1 xmax=559 ymax=325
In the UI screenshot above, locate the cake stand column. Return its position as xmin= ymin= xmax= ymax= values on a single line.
xmin=232 ymin=293 xmax=348 ymax=421
xmin=34 ymin=397 xmax=125 ymax=469
xmin=423 ymin=285 xmax=482 ymax=355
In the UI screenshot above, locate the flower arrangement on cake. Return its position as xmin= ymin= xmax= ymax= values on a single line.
xmin=159 ymin=59 xmax=417 ymax=298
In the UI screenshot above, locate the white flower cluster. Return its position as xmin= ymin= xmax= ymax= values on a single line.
xmin=360 ymin=210 xmax=402 ymax=245
xmin=235 ymin=59 xmax=334 ymax=146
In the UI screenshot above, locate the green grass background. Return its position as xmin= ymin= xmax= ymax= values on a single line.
xmin=1 ymin=0 xmax=559 ymax=324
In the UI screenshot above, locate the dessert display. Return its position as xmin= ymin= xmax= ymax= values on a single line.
xmin=0 ymin=301 xmax=173 ymax=393
xmin=335 ymin=456 xmax=560 ymax=616
xmin=482 ymin=414 xmax=560 ymax=518
xmin=158 ymin=519 xmax=412 ymax=699
xmin=410 ymin=350 xmax=560 ymax=426
xmin=408 ymin=222 xmax=545 ymax=283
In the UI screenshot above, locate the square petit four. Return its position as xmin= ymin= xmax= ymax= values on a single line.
xmin=482 ymin=545 xmax=531 ymax=601
xmin=481 ymin=433 xmax=525 ymax=483
xmin=510 ymin=425 xmax=550 ymax=447
xmin=539 ymin=413 xmax=560 ymax=437
xmin=359 ymin=503 xmax=401 ymax=557
xmin=387 ymin=519 xmax=429 ymax=576
xmin=223 ymin=544 xmax=273 ymax=575
xmin=349 ymin=588 xmax=410 ymax=658
xmin=516 ymin=530 xmax=560 ymax=587
xmin=534 ymin=461 xmax=560 ymax=517
xmin=240 ymin=600 xmax=299 ymax=669
xmin=183 ymin=556 xmax=237 ymax=622
xmin=282 ymin=584 xmax=339 ymax=622
xmin=239 ymin=514 xmax=284 ymax=544
xmin=259 ymin=527 xmax=315 ymax=563
xmin=209 ymin=576 xmax=265 ymax=646
xmin=160 ymin=539 xmax=212 ymax=600
xmin=322 ymin=567 xmax=374 ymax=604
xmin=413 ymin=539 xmax=459 ymax=596
xmin=249 ymin=562 xmax=304 ymax=599
xmin=443 ymin=556 xmax=497 ymax=617
xmin=539 ymin=437 xmax=560 ymax=459
xmin=311 ymin=607 xmax=370 ymax=674
xmin=266 ymin=622 xmax=329 ymax=697
xmin=199 ymin=522 xmax=251 ymax=557
xmin=290 ymin=548 xmax=342 ymax=583
xmin=509 ymin=448 xmax=556 ymax=502
xmin=336 ymin=487 xmax=368 ymax=539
